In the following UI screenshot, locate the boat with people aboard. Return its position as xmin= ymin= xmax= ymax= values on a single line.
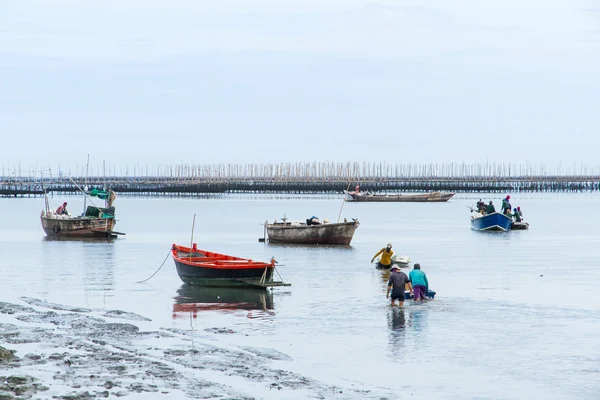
xmin=263 ymin=215 xmax=359 ymax=245
xmin=472 ymin=196 xmax=528 ymax=231
xmin=40 ymin=188 xmax=125 ymax=238
xmin=171 ymin=243 xmax=290 ymax=288
xmin=470 ymin=211 xmax=514 ymax=231
xmin=344 ymin=186 xmax=454 ymax=203
xmin=374 ymin=254 xmax=412 ymax=269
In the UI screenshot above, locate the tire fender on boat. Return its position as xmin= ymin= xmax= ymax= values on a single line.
xmin=52 ymin=225 xmax=61 ymax=234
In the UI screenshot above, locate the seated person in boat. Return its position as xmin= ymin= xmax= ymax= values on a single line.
xmin=386 ymin=265 xmax=413 ymax=307
xmin=306 ymin=216 xmax=321 ymax=225
xmin=504 ymin=208 xmax=513 ymax=217
xmin=513 ymin=208 xmax=522 ymax=222
xmin=55 ymin=202 xmax=68 ymax=215
xmin=517 ymin=206 xmax=523 ymax=220
xmin=486 ymin=201 xmax=496 ymax=214
xmin=476 ymin=199 xmax=486 ymax=213
xmin=371 ymin=243 xmax=394 ymax=268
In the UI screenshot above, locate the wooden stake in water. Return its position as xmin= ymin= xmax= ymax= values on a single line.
xmin=190 ymin=213 xmax=196 ymax=261
xmin=83 ymin=154 xmax=89 ymax=216
xmin=337 ymin=181 xmax=352 ymax=222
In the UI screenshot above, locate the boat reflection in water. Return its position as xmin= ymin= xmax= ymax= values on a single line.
xmin=172 ymin=284 xmax=274 ymax=319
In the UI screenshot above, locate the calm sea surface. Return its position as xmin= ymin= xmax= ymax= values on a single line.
xmin=1 ymin=193 xmax=599 ymax=399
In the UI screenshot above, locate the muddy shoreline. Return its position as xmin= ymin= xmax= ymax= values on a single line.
xmin=1 ymin=298 xmax=392 ymax=399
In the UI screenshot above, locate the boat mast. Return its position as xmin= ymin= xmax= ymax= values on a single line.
xmin=190 ymin=214 xmax=196 ymax=261
xmin=83 ymin=154 xmax=89 ymax=216
xmin=103 ymin=160 xmax=107 ymax=208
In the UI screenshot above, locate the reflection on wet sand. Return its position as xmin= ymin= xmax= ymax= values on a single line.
xmin=387 ymin=308 xmax=406 ymax=350
xmin=172 ymin=285 xmax=274 ymax=318
xmin=42 ymin=235 xmax=118 ymax=243
xmin=266 ymin=242 xmax=355 ymax=251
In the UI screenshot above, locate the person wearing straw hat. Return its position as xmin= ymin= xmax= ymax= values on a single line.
xmin=386 ymin=265 xmax=413 ymax=307
xmin=371 ymin=243 xmax=395 ymax=269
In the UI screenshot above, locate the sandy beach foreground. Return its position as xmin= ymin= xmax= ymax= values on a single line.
xmin=0 ymin=298 xmax=393 ymax=400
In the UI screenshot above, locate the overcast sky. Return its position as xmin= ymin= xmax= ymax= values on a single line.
xmin=1 ymin=0 xmax=599 ymax=175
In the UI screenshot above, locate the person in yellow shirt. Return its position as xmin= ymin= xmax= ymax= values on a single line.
xmin=371 ymin=243 xmax=394 ymax=269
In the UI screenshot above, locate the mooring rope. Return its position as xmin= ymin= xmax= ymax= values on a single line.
xmin=136 ymin=249 xmax=172 ymax=283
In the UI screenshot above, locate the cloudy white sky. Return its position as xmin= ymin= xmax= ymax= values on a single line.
xmin=1 ymin=0 xmax=599 ymax=174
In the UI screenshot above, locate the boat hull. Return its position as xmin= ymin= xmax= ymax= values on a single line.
xmin=172 ymin=244 xmax=278 ymax=288
xmin=470 ymin=212 xmax=513 ymax=232
xmin=40 ymin=215 xmax=117 ymax=238
xmin=266 ymin=220 xmax=359 ymax=245
xmin=404 ymin=290 xmax=436 ymax=300
xmin=345 ymin=192 xmax=454 ymax=203
xmin=511 ymin=222 xmax=530 ymax=230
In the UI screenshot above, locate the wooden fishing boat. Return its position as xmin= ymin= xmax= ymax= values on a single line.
xmin=344 ymin=190 xmax=454 ymax=203
xmin=171 ymin=243 xmax=291 ymax=288
xmin=40 ymin=189 xmax=125 ymax=239
xmin=470 ymin=211 xmax=513 ymax=232
xmin=172 ymin=285 xmax=274 ymax=317
xmin=265 ymin=218 xmax=359 ymax=245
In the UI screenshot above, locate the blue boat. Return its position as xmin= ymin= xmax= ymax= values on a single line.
xmin=404 ymin=290 xmax=436 ymax=300
xmin=470 ymin=212 xmax=513 ymax=231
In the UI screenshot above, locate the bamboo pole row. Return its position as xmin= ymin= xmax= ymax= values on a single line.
xmin=3 ymin=161 xmax=600 ymax=181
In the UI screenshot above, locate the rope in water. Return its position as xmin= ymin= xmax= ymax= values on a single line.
xmin=137 ymin=249 xmax=172 ymax=283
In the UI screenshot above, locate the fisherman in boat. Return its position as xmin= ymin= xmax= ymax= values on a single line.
xmin=476 ymin=199 xmax=486 ymax=213
xmin=409 ymin=263 xmax=429 ymax=302
xmin=486 ymin=201 xmax=496 ymax=213
xmin=55 ymin=202 xmax=68 ymax=215
xmin=371 ymin=243 xmax=394 ymax=269
xmin=306 ymin=216 xmax=321 ymax=225
xmin=501 ymin=195 xmax=512 ymax=214
xmin=517 ymin=206 xmax=523 ymax=220
xmin=386 ymin=265 xmax=413 ymax=307
xmin=513 ymin=207 xmax=523 ymax=222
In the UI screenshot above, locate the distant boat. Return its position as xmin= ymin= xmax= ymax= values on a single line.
xmin=264 ymin=217 xmax=359 ymax=245
xmin=40 ymin=189 xmax=125 ymax=239
xmin=344 ymin=190 xmax=454 ymax=203
xmin=470 ymin=212 xmax=513 ymax=232
xmin=171 ymin=243 xmax=290 ymax=288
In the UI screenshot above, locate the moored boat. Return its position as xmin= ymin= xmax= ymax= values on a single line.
xmin=171 ymin=243 xmax=290 ymax=288
xmin=265 ymin=218 xmax=359 ymax=245
xmin=470 ymin=211 xmax=513 ymax=232
xmin=40 ymin=189 xmax=125 ymax=238
xmin=344 ymin=190 xmax=454 ymax=203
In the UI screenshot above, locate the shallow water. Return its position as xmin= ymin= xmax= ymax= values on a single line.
xmin=1 ymin=193 xmax=599 ymax=399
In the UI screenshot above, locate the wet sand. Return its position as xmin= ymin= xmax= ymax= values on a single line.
xmin=0 ymin=298 xmax=393 ymax=399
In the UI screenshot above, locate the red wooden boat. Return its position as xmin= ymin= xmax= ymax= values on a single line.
xmin=171 ymin=243 xmax=291 ymax=288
